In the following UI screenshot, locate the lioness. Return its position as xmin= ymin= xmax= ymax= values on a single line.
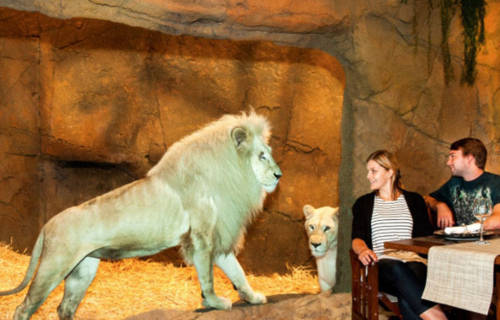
xmin=1 ymin=111 xmax=282 ymax=320
xmin=303 ymin=204 xmax=339 ymax=292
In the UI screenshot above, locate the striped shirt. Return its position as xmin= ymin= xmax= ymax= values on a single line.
xmin=371 ymin=194 xmax=413 ymax=257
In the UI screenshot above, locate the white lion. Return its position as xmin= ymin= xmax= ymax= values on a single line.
xmin=303 ymin=204 xmax=339 ymax=292
xmin=0 ymin=111 xmax=282 ymax=320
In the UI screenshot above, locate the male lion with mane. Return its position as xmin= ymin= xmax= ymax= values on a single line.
xmin=0 ymin=111 xmax=282 ymax=320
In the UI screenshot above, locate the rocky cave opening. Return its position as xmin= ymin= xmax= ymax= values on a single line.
xmin=0 ymin=7 xmax=345 ymax=276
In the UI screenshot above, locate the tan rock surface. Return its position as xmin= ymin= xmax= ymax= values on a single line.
xmin=0 ymin=7 xmax=343 ymax=278
xmin=126 ymin=293 xmax=352 ymax=320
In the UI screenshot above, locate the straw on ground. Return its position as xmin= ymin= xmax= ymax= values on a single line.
xmin=0 ymin=243 xmax=319 ymax=319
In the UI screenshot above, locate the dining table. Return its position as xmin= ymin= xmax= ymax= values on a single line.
xmin=384 ymin=231 xmax=500 ymax=319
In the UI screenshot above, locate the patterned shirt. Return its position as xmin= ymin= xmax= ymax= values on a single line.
xmin=430 ymin=172 xmax=500 ymax=225
xmin=371 ymin=194 xmax=413 ymax=257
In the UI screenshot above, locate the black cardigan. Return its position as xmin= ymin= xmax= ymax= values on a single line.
xmin=351 ymin=190 xmax=434 ymax=250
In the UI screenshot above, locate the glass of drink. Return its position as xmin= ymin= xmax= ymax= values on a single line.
xmin=473 ymin=197 xmax=493 ymax=244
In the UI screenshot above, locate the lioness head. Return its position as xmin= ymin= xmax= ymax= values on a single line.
xmin=231 ymin=126 xmax=282 ymax=193
xmin=303 ymin=204 xmax=339 ymax=257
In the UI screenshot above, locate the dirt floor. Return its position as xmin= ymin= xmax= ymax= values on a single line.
xmin=0 ymin=243 xmax=355 ymax=319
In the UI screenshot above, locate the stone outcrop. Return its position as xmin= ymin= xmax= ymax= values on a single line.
xmin=125 ymin=293 xmax=352 ymax=320
xmin=0 ymin=0 xmax=499 ymax=293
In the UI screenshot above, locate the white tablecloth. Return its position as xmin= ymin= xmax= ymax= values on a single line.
xmin=422 ymin=238 xmax=500 ymax=314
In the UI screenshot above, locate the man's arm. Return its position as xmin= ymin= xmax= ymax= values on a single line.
xmin=425 ymin=195 xmax=455 ymax=229
xmin=484 ymin=203 xmax=500 ymax=230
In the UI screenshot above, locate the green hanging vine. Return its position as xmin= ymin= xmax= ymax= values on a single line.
xmin=402 ymin=0 xmax=487 ymax=86
xmin=440 ymin=0 xmax=456 ymax=84
xmin=459 ymin=0 xmax=486 ymax=85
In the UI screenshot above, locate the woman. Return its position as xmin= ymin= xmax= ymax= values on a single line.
xmin=351 ymin=150 xmax=447 ymax=320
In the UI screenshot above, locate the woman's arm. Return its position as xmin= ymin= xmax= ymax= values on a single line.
xmin=352 ymin=238 xmax=378 ymax=266
xmin=351 ymin=193 xmax=377 ymax=265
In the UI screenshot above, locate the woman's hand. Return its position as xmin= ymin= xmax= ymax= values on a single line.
xmin=357 ymin=248 xmax=378 ymax=266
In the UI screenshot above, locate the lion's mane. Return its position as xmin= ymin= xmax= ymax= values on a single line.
xmin=147 ymin=111 xmax=271 ymax=260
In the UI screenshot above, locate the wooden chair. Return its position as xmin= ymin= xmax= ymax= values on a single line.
xmin=351 ymin=201 xmax=438 ymax=319
xmin=423 ymin=195 xmax=438 ymax=229
xmin=350 ymin=249 xmax=402 ymax=320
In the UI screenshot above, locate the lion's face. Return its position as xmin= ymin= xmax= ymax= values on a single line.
xmin=250 ymin=138 xmax=282 ymax=192
xmin=303 ymin=205 xmax=339 ymax=257
xmin=231 ymin=126 xmax=281 ymax=193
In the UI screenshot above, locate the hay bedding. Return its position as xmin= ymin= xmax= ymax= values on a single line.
xmin=0 ymin=243 xmax=320 ymax=319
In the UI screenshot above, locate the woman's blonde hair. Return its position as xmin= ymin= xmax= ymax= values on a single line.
xmin=366 ymin=150 xmax=402 ymax=200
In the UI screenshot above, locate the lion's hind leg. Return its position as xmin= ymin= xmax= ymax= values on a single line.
xmin=215 ymin=253 xmax=267 ymax=305
xmin=13 ymin=252 xmax=90 ymax=320
xmin=14 ymin=271 xmax=68 ymax=320
xmin=57 ymin=257 xmax=100 ymax=320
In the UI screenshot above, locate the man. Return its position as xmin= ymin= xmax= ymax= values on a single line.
xmin=427 ymin=137 xmax=500 ymax=230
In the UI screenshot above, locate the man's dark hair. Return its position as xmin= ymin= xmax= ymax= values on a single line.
xmin=450 ymin=137 xmax=487 ymax=170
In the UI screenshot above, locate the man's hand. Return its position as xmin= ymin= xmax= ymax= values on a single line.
xmin=436 ymin=202 xmax=454 ymax=229
xmin=484 ymin=203 xmax=500 ymax=230
xmin=425 ymin=195 xmax=455 ymax=229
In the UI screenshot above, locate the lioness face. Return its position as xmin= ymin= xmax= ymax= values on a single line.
xmin=251 ymin=138 xmax=282 ymax=193
xmin=303 ymin=205 xmax=339 ymax=257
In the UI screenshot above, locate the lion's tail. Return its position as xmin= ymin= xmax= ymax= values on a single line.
xmin=0 ymin=231 xmax=44 ymax=296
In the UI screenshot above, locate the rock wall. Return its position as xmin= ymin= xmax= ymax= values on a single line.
xmin=0 ymin=0 xmax=499 ymax=292
xmin=0 ymin=8 xmax=343 ymax=275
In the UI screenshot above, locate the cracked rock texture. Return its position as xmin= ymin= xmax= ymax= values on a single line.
xmin=0 ymin=7 xmax=343 ymax=278
xmin=0 ymin=0 xmax=500 ymax=294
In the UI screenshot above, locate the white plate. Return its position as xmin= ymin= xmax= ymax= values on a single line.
xmin=433 ymin=229 xmax=493 ymax=241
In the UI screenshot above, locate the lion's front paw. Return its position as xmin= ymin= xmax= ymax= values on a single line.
xmin=241 ymin=291 xmax=267 ymax=305
xmin=202 ymin=295 xmax=232 ymax=310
